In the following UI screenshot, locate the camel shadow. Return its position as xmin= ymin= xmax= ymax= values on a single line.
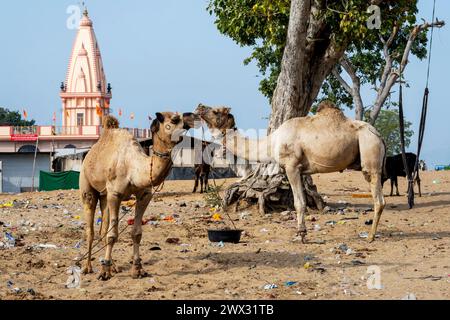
xmin=378 ymin=231 xmax=450 ymax=241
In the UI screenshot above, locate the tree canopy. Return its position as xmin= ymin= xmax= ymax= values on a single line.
xmin=0 ymin=107 xmax=35 ymax=126
xmin=208 ymin=0 xmax=434 ymax=122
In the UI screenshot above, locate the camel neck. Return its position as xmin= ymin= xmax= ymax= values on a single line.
xmin=223 ymin=129 xmax=272 ymax=163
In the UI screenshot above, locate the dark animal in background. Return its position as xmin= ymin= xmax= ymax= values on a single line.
xmin=382 ymin=152 xmax=421 ymax=197
xmin=419 ymin=160 xmax=427 ymax=171
xmin=193 ymin=141 xmax=213 ymax=193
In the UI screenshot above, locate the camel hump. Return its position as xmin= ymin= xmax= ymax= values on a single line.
xmin=102 ymin=115 xmax=119 ymax=129
xmin=316 ymin=100 xmax=342 ymax=114
xmin=316 ymin=100 xmax=346 ymax=120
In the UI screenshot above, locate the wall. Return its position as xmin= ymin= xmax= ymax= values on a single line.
xmin=0 ymin=153 xmax=51 ymax=193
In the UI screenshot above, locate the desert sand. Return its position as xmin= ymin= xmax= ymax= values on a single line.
xmin=0 ymin=170 xmax=449 ymax=300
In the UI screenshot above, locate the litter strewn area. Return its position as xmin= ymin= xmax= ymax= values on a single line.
xmin=0 ymin=171 xmax=449 ymax=300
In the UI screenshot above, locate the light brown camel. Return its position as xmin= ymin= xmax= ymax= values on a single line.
xmin=196 ymin=101 xmax=386 ymax=243
xmin=80 ymin=112 xmax=198 ymax=280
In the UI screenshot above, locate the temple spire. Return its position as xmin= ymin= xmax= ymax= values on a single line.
xmin=60 ymin=7 xmax=111 ymax=127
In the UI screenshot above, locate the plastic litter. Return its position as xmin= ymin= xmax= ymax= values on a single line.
xmin=74 ymin=240 xmax=82 ymax=249
xmin=260 ymin=228 xmax=269 ymax=233
xmin=212 ymin=213 xmax=222 ymax=221
xmin=325 ymin=221 xmax=337 ymax=226
xmin=36 ymin=244 xmax=58 ymax=249
xmin=65 ymin=266 xmax=81 ymax=289
xmin=4 ymin=232 xmax=15 ymax=247
xmin=211 ymin=241 xmax=225 ymax=248
xmin=263 ymin=284 xmax=278 ymax=290
xmin=166 ymin=238 xmax=180 ymax=244
xmin=95 ymin=217 xmax=102 ymax=225
xmin=402 ymin=293 xmax=417 ymax=300
xmin=284 ymin=281 xmax=297 ymax=287
xmin=365 ymin=219 xmax=373 ymax=225
xmin=314 ymin=224 xmax=321 ymax=231
xmin=359 ymin=232 xmax=369 ymax=238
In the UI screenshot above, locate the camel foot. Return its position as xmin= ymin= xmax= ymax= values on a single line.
xmin=131 ymin=263 xmax=149 ymax=279
xmin=97 ymin=262 xmax=113 ymax=281
xmin=296 ymin=229 xmax=307 ymax=244
xmin=367 ymin=234 xmax=375 ymax=243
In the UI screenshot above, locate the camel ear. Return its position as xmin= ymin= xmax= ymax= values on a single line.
xmin=156 ymin=112 xmax=165 ymax=123
xmin=227 ymin=114 xmax=236 ymax=128
xmin=150 ymin=119 xmax=160 ymax=133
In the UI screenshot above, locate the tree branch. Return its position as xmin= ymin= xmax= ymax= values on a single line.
xmin=369 ymin=19 xmax=445 ymax=124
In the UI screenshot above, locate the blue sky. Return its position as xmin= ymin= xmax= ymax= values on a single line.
xmin=0 ymin=0 xmax=448 ymax=166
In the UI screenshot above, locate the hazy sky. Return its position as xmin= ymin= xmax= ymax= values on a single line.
xmin=0 ymin=0 xmax=448 ymax=167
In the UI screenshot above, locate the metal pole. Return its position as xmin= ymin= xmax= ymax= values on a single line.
xmin=31 ymin=136 xmax=39 ymax=192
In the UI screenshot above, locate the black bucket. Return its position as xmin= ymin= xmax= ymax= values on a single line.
xmin=207 ymin=229 xmax=242 ymax=243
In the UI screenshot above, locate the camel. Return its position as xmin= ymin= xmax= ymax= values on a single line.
xmin=80 ymin=112 xmax=198 ymax=280
xmin=196 ymin=101 xmax=386 ymax=243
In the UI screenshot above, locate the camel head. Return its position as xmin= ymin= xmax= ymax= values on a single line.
xmin=195 ymin=103 xmax=236 ymax=137
xmin=150 ymin=112 xmax=196 ymax=146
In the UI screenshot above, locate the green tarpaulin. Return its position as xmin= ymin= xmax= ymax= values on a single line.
xmin=39 ymin=171 xmax=80 ymax=191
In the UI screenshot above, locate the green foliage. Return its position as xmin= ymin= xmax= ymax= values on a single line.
xmin=208 ymin=0 xmax=427 ymax=106
xmin=368 ymin=108 xmax=414 ymax=156
xmin=0 ymin=107 xmax=35 ymax=126
xmin=203 ymin=183 xmax=225 ymax=209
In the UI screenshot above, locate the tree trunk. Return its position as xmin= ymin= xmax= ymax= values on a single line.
xmin=223 ymin=0 xmax=348 ymax=214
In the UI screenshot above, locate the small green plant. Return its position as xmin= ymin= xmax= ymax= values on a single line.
xmin=203 ymin=183 xmax=225 ymax=209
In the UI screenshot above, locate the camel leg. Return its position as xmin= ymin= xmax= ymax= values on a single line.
xmin=389 ymin=179 xmax=394 ymax=196
xmin=416 ymin=175 xmax=422 ymax=197
xmin=99 ymin=195 xmax=119 ymax=274
xmin=395 ymin=177 xmax=400 ymax=196
xmin=98 ymin=192 xmax=121 ymax=281
xmin=205 ymin=174 xmax=209 ymax=192
xmin=200 ymin=175 xmax=204 ymax=194
xmin=130 ymin=190 xmax=152 ymax=279
xmin=285 ymin=165 xmax=307 ymax=244
xmin=367 ymin=173 xmax=385 ymax=242
xmin=81 ymin=187 xmax=98 ymax=274
xmin=193 ymin=175 xmax=199 ymax=193
xmin=358 ymin=129 xmax=385 ymax=242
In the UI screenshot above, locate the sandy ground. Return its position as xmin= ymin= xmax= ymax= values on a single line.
xmin=0 ymin=171 xmax=449 ymax=300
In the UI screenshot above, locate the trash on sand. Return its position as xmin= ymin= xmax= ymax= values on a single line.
xmin=65 ymin=266 xmax=81 ymax=289
xmin=337 ymin=200 xmax=348 ymax=205
xmin=212 ymin=213 xmax=222 ymax=221
xmin=150 ymin=246 xmax=161 ymax=251
xmin=95 ymin=217 xmax=102 ymax=225
xmin=337 ymin=221 xmax=346 ymax=225
xmin=0 ymin=201 xmax=14 ymax=208
xmin=304 ymin=255 xmax=314 ymax=261
xmin=432 ymin=180 xmax=440 ymax=184
xmin=260 ymin=228 xmax=269 ymax=233
xmin=166 ymin=238 xmax=180 ymax=244
xmin=303 ymin=262 xmax=313 ymax=270
xmin=73 ymin=215 xmax=81 ymax=220
xmin=402 ymin=293 xmax=417 ymax=300
xmin=352 ymin=193 xmax=372 ymax=198
xmin=35 ymin=244 xmax=58 ymax=249
xmin=285 ymin=281 xmax=297 ymax=287
xmin=325 ymin=221 xmax=337 ymax=226
xmin=240 ymin=211 xmax=250 ymax=220
xmin=4 ymin=232 xmax=16 ymax=247
xmin=263 ymin=284 xmax=278 ymax=290
xmin=74 ymin=240 xmax=82 ymax=249
xmin=163 ymin=216 xmax=176 ymax=222
xmin=351 ymin=260 xmax=365 ymax=266
xmin=345 ymin=248 xmax=354 ymax=255
xmin=365 ymin=219 xmax=373 ymax=225
xmin=359 ymin=232 xmax=369 ymax=238
xmin=314 ymin=224 xmax=321 ymax=231
xmin=338 ymin=243 xmax=349 ymax=252
xmin=211 ymin=241 xmax=225 ymax=248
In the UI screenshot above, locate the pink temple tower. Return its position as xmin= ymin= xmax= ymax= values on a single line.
xmin=60 ymin=9 xmax=111 ymax=128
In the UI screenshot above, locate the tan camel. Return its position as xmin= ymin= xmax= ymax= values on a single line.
xmin=80 ymin=112 xmax=198 ymax=280
xmin=196 ymin=101 xmax=386 ymax=243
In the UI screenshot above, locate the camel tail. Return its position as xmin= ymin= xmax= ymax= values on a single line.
xmin=102 ymin=115 xmax=119 ymax=129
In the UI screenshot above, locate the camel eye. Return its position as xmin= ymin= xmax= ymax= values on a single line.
xmin=165 ymin=124 xmax=171 ymax=130
xmin=213 ymin=110 xmax=218 ymax=114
